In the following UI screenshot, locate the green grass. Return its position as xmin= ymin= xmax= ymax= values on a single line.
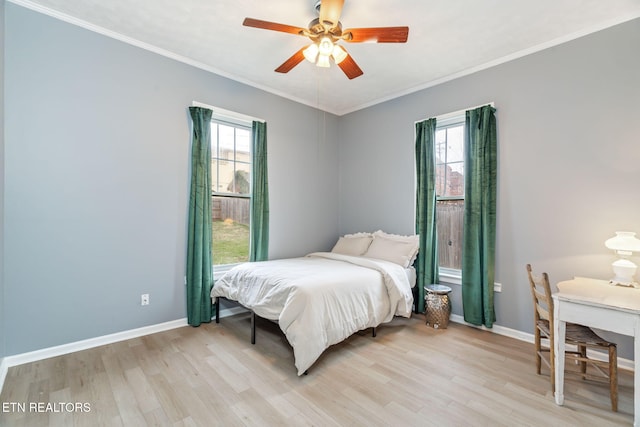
xmin=212 ymin=220 xmax=250 ymax=265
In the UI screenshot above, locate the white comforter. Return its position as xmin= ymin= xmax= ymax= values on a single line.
xmin=211 ymin=252 xmax=414 ymax=375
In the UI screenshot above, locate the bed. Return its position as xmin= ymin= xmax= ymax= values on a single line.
xmin=210 ymin=230 xmax=417 ymax=376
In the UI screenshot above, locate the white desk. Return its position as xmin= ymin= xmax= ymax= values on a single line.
xmin=553 ymin=277 xmax=640 ymax=426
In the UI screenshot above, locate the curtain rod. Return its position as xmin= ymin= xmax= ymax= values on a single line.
xmin=415 ymin=101 xmax=495 ymax=124
xmin=191 ymin=101 xmax=265 ymax=123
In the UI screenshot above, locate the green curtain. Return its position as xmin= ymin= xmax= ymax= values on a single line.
xmin=249 ymin=121 xmax=269 ymax=262
xmin=186 ymin=106 xmax=214 ymax=326
xmin=415 ymin=118 xmax=439 ymax=313
xmin=461 ymin=105 xmax=497 ymax=327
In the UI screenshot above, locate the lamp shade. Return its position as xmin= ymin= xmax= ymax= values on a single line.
xmin=605 ymin=231 xmax=640 ymax=285
xmin=316 ymin=53 xmax=331 ymax=68
xmin=332 ymin=45 xmax=348 ymax=64
xmin=605 ymin=231 xmax=640 ymax=255
xmin=318 ymin=36 xmax=334 ymax=56
xmin=303 ymin=44 xmax=319 ymax=63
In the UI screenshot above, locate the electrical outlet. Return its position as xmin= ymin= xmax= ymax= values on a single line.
xmin=141 ymin=294 xmax=149 ymax=306
xmin=494 ymin=282 xmax=502 ymax=293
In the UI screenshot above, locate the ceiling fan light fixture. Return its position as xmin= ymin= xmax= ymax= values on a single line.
xmin=318 ymin=36 xmax=334 ymax=56
xmin=332 ymin=44 xmax=347 ymax=64
xmin=303 ymin=43 xmax=319 ymax=63
xmin=316 ymin=53 xmax=331 ymax=68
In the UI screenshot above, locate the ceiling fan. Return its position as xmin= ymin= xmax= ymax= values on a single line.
xmin=243 ymin=0 xmax=409 ymax=79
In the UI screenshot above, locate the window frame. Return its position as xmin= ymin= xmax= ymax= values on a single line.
xmin=210 ymin=111 xmax=253 ymax=275
xmin=210 ymin=115 xmax=252 ymax=199
xmin=435 ymin=114 xmax=465 ymax=284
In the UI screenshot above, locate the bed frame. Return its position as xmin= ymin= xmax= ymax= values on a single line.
xmin=214 ymin=296 xmax=377 ymax=346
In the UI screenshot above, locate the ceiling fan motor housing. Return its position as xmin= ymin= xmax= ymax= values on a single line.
xmin=308 ymin=18 xmax=342 ymax=41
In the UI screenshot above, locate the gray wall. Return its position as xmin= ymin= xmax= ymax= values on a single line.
xmin=3 ymin=4 xmax=339 ymax=356
xmin=0 ymin=0 xmax=5 ymax=361
xmin=339 ymin=18 xmax=640 ymax=357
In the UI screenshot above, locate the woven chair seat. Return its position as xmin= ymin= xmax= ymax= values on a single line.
xmin=537 ymin=319 xmax=615 ymax=348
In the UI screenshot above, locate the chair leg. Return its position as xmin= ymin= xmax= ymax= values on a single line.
xmin=579 ymin=345 xmax=587 ymax=378
xmin=534 ymin=329 xmax=542 ymax=375
xmin=610 ymin=345 xmax=618 ymax=412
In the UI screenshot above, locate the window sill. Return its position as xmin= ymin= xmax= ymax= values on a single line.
xmin=213 ymin=263 xmax=241 ymax=282
xmin=438 ymin=268 xmax=502 ymax=292
xmin=439 ymin=268 xmax=462 ymax=286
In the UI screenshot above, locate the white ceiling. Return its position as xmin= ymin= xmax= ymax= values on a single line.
xmin=12 ymin=0 xmax=640 ymax=115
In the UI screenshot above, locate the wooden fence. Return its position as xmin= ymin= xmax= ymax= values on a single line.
xmin=436 ymin=200 xmax=464 ymax=270
xmin=212 ymin=196 xmax=250 ymax=225
xmin=211 ymin=196 xmax=462 ymax=266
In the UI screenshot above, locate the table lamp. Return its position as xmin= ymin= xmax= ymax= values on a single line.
xmin=604 ymin=231 xmax=640 ymax=286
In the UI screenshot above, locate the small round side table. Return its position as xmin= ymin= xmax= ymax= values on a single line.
xmin=425 ymin=284 xmax=452 ymax=329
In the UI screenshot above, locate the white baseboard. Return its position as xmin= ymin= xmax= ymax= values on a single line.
xmin=218 ymin=305 xmax=249 ymax=318
xmin=450 ymin=314 xmax=533 ymax=342
xmin=3 ymin=318 xmax=189 ymax=372
xmin=0 ymin=307 xmax=245 ymax=394
xmin=449 ymin=314 xmax=635 ymax=371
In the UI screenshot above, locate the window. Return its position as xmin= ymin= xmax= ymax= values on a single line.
xmin=211 ymin=116 xmax=252 ymax=266
xmin=435 ymin=116 xmax=465 ymax=275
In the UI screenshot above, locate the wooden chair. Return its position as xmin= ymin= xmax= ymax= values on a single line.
xmin=526 ymin=264 xmax=618 ymax=411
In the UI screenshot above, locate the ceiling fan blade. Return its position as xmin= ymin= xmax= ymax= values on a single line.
xmin=343 ymin=26 xmax=409 ymax=43
xmin=337 ymin=54 xmax=364 ymax=80
xmin=275 ymin=47 xmax=307 ymax=74
xmin=243 ymin=18 xmax=306 ymax=36
xmin=319 ymin=0 xmax=344 ymax=28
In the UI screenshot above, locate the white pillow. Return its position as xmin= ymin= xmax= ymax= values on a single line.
xmin=373 ymin=231 xmax=420 ymax=263
xmin=372 ymin=230 xmax=418 ymax=243
xmin=364 ymin=231 xmax=420 ymax=267
xmin=343 ymin=232 xmax=373 ymax=238
xmin=331 ymin=235 xmax=373 ymax=256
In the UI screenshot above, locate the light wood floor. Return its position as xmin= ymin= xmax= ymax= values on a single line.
xmin=0 ymin=313 xmax=633 ymax=426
